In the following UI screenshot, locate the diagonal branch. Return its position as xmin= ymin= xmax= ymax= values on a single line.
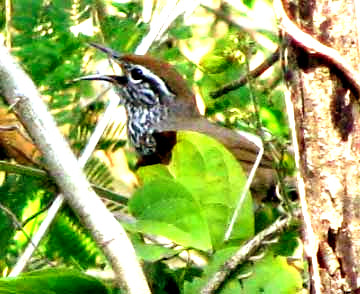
xmin=201 ymin=213 xmax=298 ymax=293
xmin=0 ymin=44 xmax=150 ymax=294
xmin=0 ymin=160 xmax=129 ymax=204
xmin=210 ymin=48 xmax=280 ymax=98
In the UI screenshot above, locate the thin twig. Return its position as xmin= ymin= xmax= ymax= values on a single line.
xmin=202 ymin=213 xmax=298 ymax=293
xmin=21 ymin=202 xmax=52 ymax=228
xmin=10 ymin=195 xmax=66 ymax=276
xmin=8 ymin=92 xmax=122 ymax=277
xmin=224 ymin=130 xmax=263 ymax=241
xmin=210 ymin=48 xmax=280 ymax=98
xmin=135 ymin=0 xmax=200 ymax=54
xmin=0 ymin=202 xmax=24 ymax=231
xmin=0 ymin=202 xmax=51 ymax=264
xmin=245 ymin=49 xmax=262 ymax=129
xmin=201 ymin=4 xmax=249 ymax=32
xmin=0 ymin=161 xmax=128 ymax=204
xmin=0 ymin=161 xmax=46 ymax=178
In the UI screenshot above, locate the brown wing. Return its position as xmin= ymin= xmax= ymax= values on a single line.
xmin=155 ymin=116 xmax=279 ymax=190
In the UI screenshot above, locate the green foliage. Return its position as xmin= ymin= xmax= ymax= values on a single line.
xmin=85 ymin=157 xmax=114 ymax=189
xmin=0 ymin=0 xmax=299 ymax=292
xmin=130 ymin=178 xmax=213 ymax=251
xmin=271 ymin=226 xmax=299 ymax=257
xmin=131 ymin=234 xmax=179 ymax=262
xmin=144 ymin=262 xmax=182 ymax=294
xmin=240 ymin=253 xmax=303 ymax=293
xmin=200 ymin=53 xmax=232 ymax=74
xmin=44 ymin=214 xmax=104 ymax=269
xmin=185 ymin=249 xmax=302 ymax=294
xmin=243 ymin=0 xmax=257 ymax=8
xmin=0 ymin=268 xmax=109 ymax=294
xmin=101 ymin=17 xmax=148 ymax=53
xmin=169 ymin=25 xmax=193 ymax=40
xmin=130 ymin=131 xmax=254 ymax=251
xmin=184 ymin=247 xmax=242 ymax=293
xmin=0 ymin=0 xmax=134 ymax=276
xmin=10 ymin=1 xmax=88 ymax=135
xmin=0 ymin=174 xmax=52 ymax=265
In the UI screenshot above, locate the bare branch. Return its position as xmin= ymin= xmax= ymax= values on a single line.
xmin=210 ymin=48 xmax=280 ymax=98
xmin=135 ymin=0 xmax=200 ymax=54
xmin=201 ymin=213 xmax=297 ymax=293
xmin=0 ymin=45 xmax=150 ymax=294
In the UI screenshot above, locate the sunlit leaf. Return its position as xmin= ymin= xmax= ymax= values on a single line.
xmin=132 ymin=131 xmax=254 ymax=251
xmin=129 ymin=178 xmax=212 ymax=251
xmin=240 ymin=253 xmax=303 ymax=293
xmin=0 ymin=268 xmax=108 ymax=294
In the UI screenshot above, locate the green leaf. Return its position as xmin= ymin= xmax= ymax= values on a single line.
xmin=184 ymin=247 xmax=242 ymax=294
xmin=135 ymin=243 xmax=179 ymax=262
xmin=200 ymin=54 xmax=232 ymax=74
xmin=185 ymin=249 xmax=303 ymax=294
xmin=259 ymin=107 xmax=283 ymax=137
xmin=45 ymin=214 xmax=103 ymax=268
xmin=171 ymin=132 xmax=254 ymax=247
xmin=129 ymin=179 xmax=212 ymax=251
xmin=132 ymin=131 xmax=254 ymax=251
xmin=137 ymin=164 xmax=174 ymax=185
xmin=240 ymin=253 xmax=303 ymax=293
xmin=169 ymin=26 xmax=192 ymax=40
xmin=243 ymin=0 xmax=256 ymax=8
xmin=0 ymin=268 xmax=108 ymax=294
xmin=132 ymin=234 xmax=179 ymax=262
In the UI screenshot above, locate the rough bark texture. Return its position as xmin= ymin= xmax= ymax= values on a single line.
xmin=287 ymin=0 xmax=360 ymax=292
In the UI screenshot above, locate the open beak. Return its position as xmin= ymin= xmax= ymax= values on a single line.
xmin=73 ymin=74 xmax=128 ymax=85
xmin=73 ymin=44 xmax=127 ymax=84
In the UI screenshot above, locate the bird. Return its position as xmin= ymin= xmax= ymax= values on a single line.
xmin=76 ymin=43 xmax=280 ymax=192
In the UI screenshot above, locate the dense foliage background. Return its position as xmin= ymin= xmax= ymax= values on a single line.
xmin=0 ymin=0 xmax=302 ymax=293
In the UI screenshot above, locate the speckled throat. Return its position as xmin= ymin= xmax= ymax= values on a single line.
xmin=126 ymin=103 xmax=169 ymax=156
xmin=114 ymin=78 xmax=172 ymax=156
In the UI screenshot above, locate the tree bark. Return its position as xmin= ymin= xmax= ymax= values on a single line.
xmin=284 ymin=0 xmax=360 ymax=292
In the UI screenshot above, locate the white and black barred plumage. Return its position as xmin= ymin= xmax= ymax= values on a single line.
xmin=115 ymin=63 xmax=175 ymax=156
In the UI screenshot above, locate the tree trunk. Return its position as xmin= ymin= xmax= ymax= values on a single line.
xmin=285 ymin=0 xmax=360 ymax=292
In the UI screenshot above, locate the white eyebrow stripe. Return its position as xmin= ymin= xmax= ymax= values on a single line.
xmin=128 ymin=64 xmax=174 ymax=97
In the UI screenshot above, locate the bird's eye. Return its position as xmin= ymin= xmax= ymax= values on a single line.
xmin=129 ymin=67 xmax=144 ymax=81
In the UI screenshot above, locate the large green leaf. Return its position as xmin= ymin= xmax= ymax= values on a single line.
xmin=240 ymin=253 xmax=303 ymax=293
xmin=0 ymin=268 xmax=108 ymax=294
xmin=129 ymin=178 xmax=212 ymax=251
xmin=130 ymin=131 xmax=254 ymax=251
